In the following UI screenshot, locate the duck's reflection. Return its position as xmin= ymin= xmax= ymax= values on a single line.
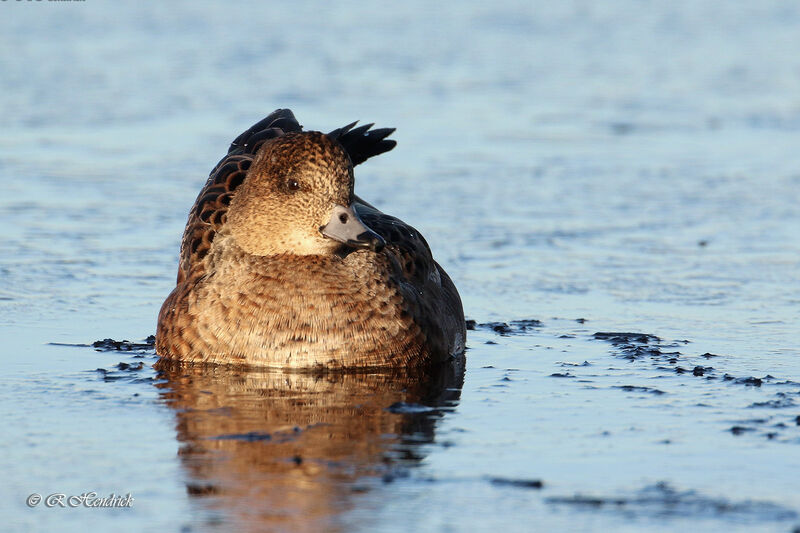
xmin=155 ymin=360 xmax=464 ymax=531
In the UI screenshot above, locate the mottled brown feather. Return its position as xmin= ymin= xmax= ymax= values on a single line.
xmin=176 ymin=109 xmax=396 ymax=285
xmin=354 ymin=203 xmax=465 ymax=359
xmin=158 ymin=110 xmax=465 ymax=369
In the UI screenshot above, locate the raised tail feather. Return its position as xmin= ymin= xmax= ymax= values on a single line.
xmin=226 ymin=109 xmax=396 ymax=165
xmin=328 ymin=121 xmax=396 ymax=166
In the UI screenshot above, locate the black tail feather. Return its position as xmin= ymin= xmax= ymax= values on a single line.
xmin=227 ymin=109 xmax=396 ymax=166
xmin=329 ymin=121 xmax=397 ymax=166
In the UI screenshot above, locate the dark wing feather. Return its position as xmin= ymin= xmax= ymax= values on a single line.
xmin=177 ymin=109 xmax=301 ymax=283
xmin=228 ymin=109 xmax=302 ymax=155
xmin=353 ymin=203 xmax=433 ymax=285
xmin=176 ymin=155 xmax=250 ymax=284
xmin=176 ymin=110 xmax=396 ymax=284
xmin=354 ymin=202 xmax=466 ymax=359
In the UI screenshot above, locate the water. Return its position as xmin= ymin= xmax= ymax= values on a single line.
xmin=2 ymin=1 xmax=800 ymax=531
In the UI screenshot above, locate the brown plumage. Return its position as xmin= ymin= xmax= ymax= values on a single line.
xmin=156 ymin=109 xmax=465 ymax=369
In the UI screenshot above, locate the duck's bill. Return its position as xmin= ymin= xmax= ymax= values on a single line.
xmin=321 ymin=204 xmax=385 ymax=252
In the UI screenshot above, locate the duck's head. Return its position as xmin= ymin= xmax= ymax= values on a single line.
xmin=225 ymin=131 xmax=385 ymax=257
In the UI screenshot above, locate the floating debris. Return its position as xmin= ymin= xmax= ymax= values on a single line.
xmin=547 ymin=482 xmax=797 ymax=521
xmin=91 ymin=336 xmax=156 ymax=352
xmin=490 ymin=477 xmax=544 ymax=489
xmin=613 ymin=385 xmax=666 ymax=395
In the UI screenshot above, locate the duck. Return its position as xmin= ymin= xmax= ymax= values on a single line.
xmin=156 ymin=109 xmax=465 ymax=369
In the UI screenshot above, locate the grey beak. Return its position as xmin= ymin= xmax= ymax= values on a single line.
xmin=321 ymin=205 xmax=385 ymax=252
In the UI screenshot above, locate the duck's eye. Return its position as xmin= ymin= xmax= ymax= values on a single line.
xmin=287 ymin=179 xmax=300 ymax=191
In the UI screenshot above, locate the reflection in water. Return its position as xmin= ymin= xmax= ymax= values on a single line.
xmin=155 ymin=360 xmax=465 ymax=531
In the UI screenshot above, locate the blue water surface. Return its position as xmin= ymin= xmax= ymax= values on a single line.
xmin=1 ymin=1 xmax=800 ymax=532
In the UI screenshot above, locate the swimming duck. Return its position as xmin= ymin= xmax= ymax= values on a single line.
xmin=156 ymin=109 xmax=465 ymax=369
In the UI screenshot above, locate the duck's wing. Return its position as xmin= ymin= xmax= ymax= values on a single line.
xmin=353 ymin=202 xmax=466 ymax=359
xmin=353 ymin=202 xmax=435 ymax=283
xmin=227 ymin=108 xmax=303 ymax=155
xmin=176 ymin=109 xmax=300 ymax=284
xmin=175 ymin=110 xmax=397 ymax=284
